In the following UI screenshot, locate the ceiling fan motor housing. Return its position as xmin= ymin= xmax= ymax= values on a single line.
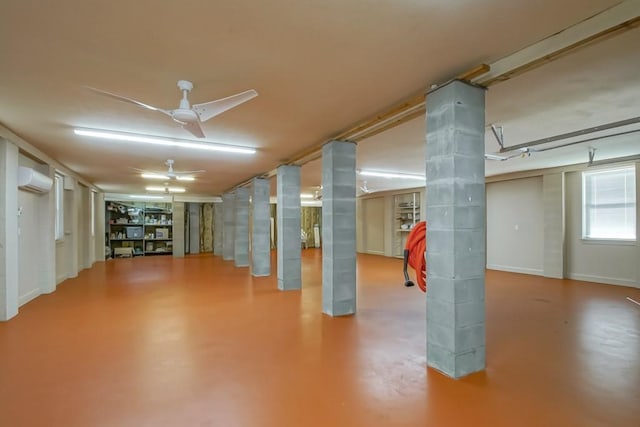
xmin=172 ymin=108 xmax=199 ymax=123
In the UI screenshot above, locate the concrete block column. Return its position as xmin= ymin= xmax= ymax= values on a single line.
xmin=222 ymin=192 xmax=235 ymax=261
xmin=543 ymin=173 xmax=565 ymax=278
xmin=425 ymin=79 xmax=486 ymax=378
xmin=172 ymin=201 xmax=185 ymax=257
xmin=0 ymin=139 xmax=19 ymax=321
xmin=251 ymin=178 xmax=271 ymax=276
xmin=276 ymin=165 xmax=301 ymax=290
xmin=234 ymin=188 xmax=250 ymax=267
xmin=188 ymin=202 xmax=201 ymax=254
xmin=213 ymin=202 xmax=223 ymax=256
xmin=322 ymin=140 xmax=357 ymax=316
xmin=94 ymin=192 xmax=106 ymax=262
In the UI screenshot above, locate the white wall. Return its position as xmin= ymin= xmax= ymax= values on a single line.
xmin=357 ymin=187 xmax=425 ymax=258
xmin=486 ymin=177 xmax=544 ymax=275
xmin=565 ymin=167 xmax=639 ymax=287
xmin=485 ymin=163 xmax=639 ymax=288
xmin=360 ymin=197 xmax=385 ymax=255
xmin=17 ymin=155 xmax=55 ymax=305
xmin=18 ymin=187 xmax=41 ymax=304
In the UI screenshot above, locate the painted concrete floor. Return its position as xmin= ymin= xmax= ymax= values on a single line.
xmin=1 ymin=251 xmax=639 ymax=426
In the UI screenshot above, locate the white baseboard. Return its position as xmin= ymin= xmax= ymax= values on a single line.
xmin=19 ymin=288 xmax=41 ymax=306
xmin=486 ymin=264 xmax=544 ymax=276
xmin=366 ymin=250 xmax=385 ymax=256
xmin=567 ymin=273 xmax=638 ymax=288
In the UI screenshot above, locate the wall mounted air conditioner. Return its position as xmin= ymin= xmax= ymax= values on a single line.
xmin=18 ymin=166 xmax=53 ymax=194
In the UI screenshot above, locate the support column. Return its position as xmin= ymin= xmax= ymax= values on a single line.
xmin=188 ymin=202 xmax=201 ymax=254
xmin=425 ymin=79 xmax=486 ymax=378
xmin=251 ymin=178 xmax=271 ymax=276
xmin=276 ymin=165 xmax=301 ymax=290
xmin=543 ymin=173 xmax=565 ymax=278
xmin=94 ymin=192 xmax=106 ymax=262
xmin=172 ymin=201 xmax=185 ymax=257
xmin=0 ymin=139 xmax=19 ymax=320
xmin=38 ymin=164 xmax=56 ymax=294
xmin=222 ymin=192 xmax=235 ymax=261
xmin=234 ymin=188 xmax=250 ymax=267
xmin=213 ymin=202 xmax=223 ymax=256
xmin=322 ymin=141 xmax=357 ymax=316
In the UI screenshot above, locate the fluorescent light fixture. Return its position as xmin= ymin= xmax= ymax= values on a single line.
xmin=300 ymin=193 xmax=314 ymax=199
xmin=74 ymin=129 xmax=256 ymax=154
xmin=146 ymin=186 xmax=186 ymax=193
xmin=141 ymin=173 xmax=170 ymax=180
xmin=141 ymin=173 xmax=196 ymax=181
xmin=129 ymin=195 xmax=165 ymax=199
xmin=359 ymin=170 xmax=425 ymax=180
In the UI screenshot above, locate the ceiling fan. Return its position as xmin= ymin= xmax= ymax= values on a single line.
xmin=359 ymin=180 xmax=374 ymax=194
xmin=131 ymin=159 xmax=205 ymax=181
xmin=86 ymin=80 xmax=258 ymax=138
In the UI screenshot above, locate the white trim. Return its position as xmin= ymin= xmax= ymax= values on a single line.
xmin=19 ymin=288 xmax=41 ymax=306
xmin=581 ymin=238 xmax=637 ymax=246
xmin=365 ymin=250 xmax=385 ymax=256
xmin=567 ymin=273 xmax=638 ymax=288
xmin=473 ymin=2 xmax=640 ymax=85
xmin=486 ymin=264 xmax=544 ymax=276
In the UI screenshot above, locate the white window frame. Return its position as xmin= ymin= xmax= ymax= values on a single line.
xmin=55 ymin=174 xmax=64 ymax=241
xmin=582 ymin=166 xmax=636 ymax=242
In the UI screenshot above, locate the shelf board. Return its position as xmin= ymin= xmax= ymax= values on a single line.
xmin=144 ymin=251 xmax=173 ymax=255
xmin=110 ymin=238 xmax=143 ymax=241
xmin=144 ymin=223 xmax=172 ymax=226
xmin=146 ymin=238 xmax=172 ymax=241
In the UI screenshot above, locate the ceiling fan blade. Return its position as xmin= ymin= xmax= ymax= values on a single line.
xmin=175 ymin=170 xmax=206 ymax=175
xmin=192 ymin=89 xmax=258 ymax=122
xmin=181 ymin=120 xmax=205 ymax=138
xmin=85 ymin=86 xmax=171 ymax=116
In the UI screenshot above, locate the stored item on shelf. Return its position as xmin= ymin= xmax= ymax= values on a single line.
xmin=156 ymin=228 xmax=169 ymax=239
xmin=126 ymin=227 xmax=143 ymax=239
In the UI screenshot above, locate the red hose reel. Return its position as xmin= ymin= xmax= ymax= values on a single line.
xmin=402 ymin=221 xmax=426 ymax=292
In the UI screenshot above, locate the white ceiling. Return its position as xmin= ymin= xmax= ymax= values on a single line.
xmin=1 ymin=0 xmax=637 ymax=198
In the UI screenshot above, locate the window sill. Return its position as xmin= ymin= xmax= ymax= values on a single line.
xmin=581 ymin=238 xmax=637 ymax=246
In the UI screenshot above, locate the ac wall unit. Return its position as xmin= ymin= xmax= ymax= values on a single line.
xmin=18 ymin=166 xmax=53 ymax=194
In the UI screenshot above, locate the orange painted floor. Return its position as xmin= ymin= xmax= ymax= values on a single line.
xmin=1 ymin=250 xmax=639 ymax=426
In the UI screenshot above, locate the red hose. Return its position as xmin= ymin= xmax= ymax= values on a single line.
xmin=405 ymin=221 xmax=427 ymax=292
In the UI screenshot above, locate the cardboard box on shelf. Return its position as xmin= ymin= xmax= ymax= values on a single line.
xmin=155 ymin=228 xmax=169 ymax=239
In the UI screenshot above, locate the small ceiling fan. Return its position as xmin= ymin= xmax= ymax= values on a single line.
xmin=86 ymin=80 xmax=258 ymax=138
xmin=131 ymin=159 xmax=205 ymax=181
xmin=359 ymin=180 xmax=374 ymax=194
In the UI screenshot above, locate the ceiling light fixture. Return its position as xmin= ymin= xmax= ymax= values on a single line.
xmin=141 ymin=173 xmax=195 ymax=182
xmin=74 ymin=129 xmax=256 ymax=154
xmin=129 ymin=195 xmax=166 ymax=200
xmin=300 ymin=193 xmax=314 ymax=199
xmin=359 ymin=170 xmax=425 ymax=180
xmin=141 ymin=173 xmax=170 ymax=180
xmin=145 ymin=186 xmax=186 ymax=193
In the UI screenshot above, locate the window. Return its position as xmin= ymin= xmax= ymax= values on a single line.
xmin=55 ymin=174 xmax=64 ymax=240
xmin=582 ymin=166 xmax=636 ymax=240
